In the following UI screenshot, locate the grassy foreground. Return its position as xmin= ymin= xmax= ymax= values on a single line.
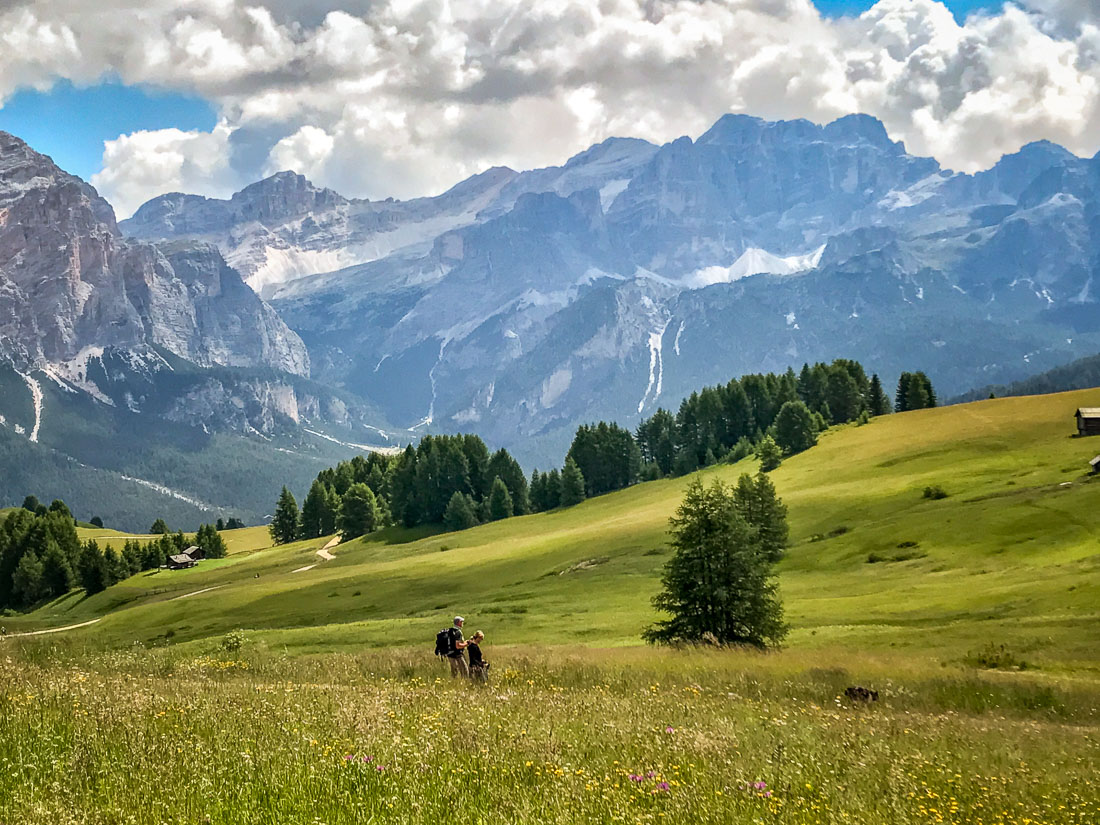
xmin=0 ymin=643 xmax=1096 ymax=825
xmin=2 ymin=390 xmax=1099 ymax=823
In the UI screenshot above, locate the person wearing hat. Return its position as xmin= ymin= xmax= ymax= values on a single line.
xmin=445 ymin=615 xmax=470 ymax=678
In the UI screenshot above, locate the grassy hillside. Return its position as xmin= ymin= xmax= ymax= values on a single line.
xmin=10 ymin=389 xmax=1100 ymax=671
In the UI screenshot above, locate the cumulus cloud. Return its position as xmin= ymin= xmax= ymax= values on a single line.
xmin=3 ymin=0 xmax=1100 ymax=214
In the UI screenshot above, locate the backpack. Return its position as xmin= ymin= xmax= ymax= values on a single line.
xmin=435 ymin=627 xmax=458 ymax=658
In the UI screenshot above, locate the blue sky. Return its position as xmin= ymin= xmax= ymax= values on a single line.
xmin=815 ymin=0 xmax=1002 ymax=18
xmin=0 ymin=81 xmax=216 ymax=181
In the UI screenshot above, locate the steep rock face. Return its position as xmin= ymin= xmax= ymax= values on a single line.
xmin=124 ymin=115 xmax=1100 ymax=467
xmin=0 ymin=131 xmax=309 ymax=377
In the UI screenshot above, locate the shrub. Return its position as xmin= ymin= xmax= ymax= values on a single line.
xmin=220 ymin=629 xmax=247 ymax=654
xmin=923 ymin=485 xmax=949 ymax=500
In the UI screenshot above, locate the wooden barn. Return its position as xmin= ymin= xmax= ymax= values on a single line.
xmin=182 ymin=545 xmax=205 ymax=561
xmin=1076 ymin=408 xmax=1100 ymax=437
xmin=166 ymin=554 xmax=196 ymax=570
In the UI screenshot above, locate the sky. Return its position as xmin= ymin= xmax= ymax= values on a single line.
xmin=0 ymin=0 xmax=1097 ymax=217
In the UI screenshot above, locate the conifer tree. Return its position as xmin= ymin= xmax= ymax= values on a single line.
xmin=270 ymin=487 xmax=300 ymax=545
xmin=41 ymin=540 xmax=74 ymax=597
xmin=733 ymin=473 xmax=789 ymax=563
xmin=560 ymin=458 xmax=586 ymax=507
xmin=488 ymin=477 xmax=514 ymax=521
xmin=771 ymin=400 xmax=817 ymax=455
xmin=103 ymin=547 xmax=127 ymax=585
xmin=77 ymin=541 xmax=108 ymax=595
xmin=300 ymin=480 xmax=329 ymax=539
xmin=868 ymin=374 xmax=891 ymax=416
xmin=444 ymin=491 xmax=479 ymax=531
xmin=150 ymin=518 xmax=169 ymax=535
xmin=545 ymin=468 xmax=562 ymax=509
xmin=755 ymin=434 xmax=782 ymax=472
xmin=21 ymin=495 xmax=39 ymax=513
xmin=12 ymin=551 xmax=44 ymax=607
xmin=644 ymin=479 xmax=786 ymax=648
xmin=338 ymin=483 xmax=381 ymax=539
xmin=195 ymin=524 xmax=227 ymax=559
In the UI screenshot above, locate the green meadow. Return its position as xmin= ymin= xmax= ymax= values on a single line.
xmin=1 ymin=390 xmax=1098 ymax=823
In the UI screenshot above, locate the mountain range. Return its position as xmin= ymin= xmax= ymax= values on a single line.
xmin=124 ymin=113 xmax=1100 ymax=467
xmin=3 ymin=112 xmax=1100 ymax=525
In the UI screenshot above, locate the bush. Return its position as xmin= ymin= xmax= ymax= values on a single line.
xmin=220 ymin=630 xmax=247 ymax=654
xmin=923 ymin=485 xmax=948 ymax=500
xmin=964 ymin=643 xmax=1028 ymax=671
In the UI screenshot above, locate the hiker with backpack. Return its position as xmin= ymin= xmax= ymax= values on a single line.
xmin=467 ymin=631 xmax=489 ymax=682
xmin=435 ymin=616 xmax=470 ymax=678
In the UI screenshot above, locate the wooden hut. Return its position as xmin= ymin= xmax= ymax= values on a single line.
xmin=1076 ymin=408 xmax=1100 ymax=437
xmin=182 ymin=545 xmax=205 ymax=561
xmin=166 ymin=554 xmax=196 ymax=570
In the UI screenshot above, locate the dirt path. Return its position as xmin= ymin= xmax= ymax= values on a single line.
xmin=3 ymin=618 xmax=101 ymax=638
xmin=170 ymin=585 xmax=225 ymax=601
xmin=317 ymin=535 xmax=339 ymax=561
xmin=291 ymin=563 xmax=317 ymax=573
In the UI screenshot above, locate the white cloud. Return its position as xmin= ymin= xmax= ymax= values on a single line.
xmin=90 ymin=122 xmax=236 ymax=217
xmin=3 ymin=0 xmax=1100 ymax=213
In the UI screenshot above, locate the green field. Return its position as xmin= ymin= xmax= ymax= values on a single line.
xmin=2 ymin=390 xmax=1098 ymax=823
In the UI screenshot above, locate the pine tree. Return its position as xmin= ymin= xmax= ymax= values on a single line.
xmin=644 ymin=479 xmax=786 ymax=648
xmin=560 ymin=458 xmax=586 ymax=506
xmin=215 ymin=518 xmax=226 ymax=531
xmin=41 ymin=541 xmax=74 ymax=597
xmin=895 ymin=372 xmax=911 ymax=412
xmin=488 ymin=477 xmax=514 ymax=521
xmin=771 ymin=400 xmax=818 ymax=455
xmin=270 ymin=487 xmax=300 ymax=545
xmin=755 ymin=434 xmax=782 ymax=472
xmin=322 ymin=486 xmax=341 ymax=535
xmin=338 ymin=483 xmax=381 ymax=539
xmin=150 ymin=518 xmax=169 ymax=535
xmin=103 ymin=547 xmax=127 ymax=585
xmin=733 ymin=473 xmax=790 ymax=563
xmin=545 ymin=468 xmax=562 ymax=509
xmin=300 ymin=480 xmax=330 ymax=539
xmin=12 ymin=550 xmax=44 ymax=607
xmin=77 ymin=542 xmax=108 ymax=595
xmin=904 ymin=372 xmax=931 ymax=410
xmin=195 ymin=524 xmax=227 ymax=559
xmin=868 ymin=373 xmax=891 ymax=416
xmin=444 ymin=491 xmax=479 ymax=531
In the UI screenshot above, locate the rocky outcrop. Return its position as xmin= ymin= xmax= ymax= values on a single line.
xmin=0 ymin=131 xmax=308 ymax=377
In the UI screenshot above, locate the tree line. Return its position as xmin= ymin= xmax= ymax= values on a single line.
xmin=270 ymin=362 xmax=935 ymax=543
xmin=0 ymin=496 xmax=227 ymax=613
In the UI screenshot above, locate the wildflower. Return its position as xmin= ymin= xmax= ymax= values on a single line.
xmin=754 ymin=781 xmax=767 ymax=790
xmin=656 ymin=782 xmax=670 ymax=792
xmin=647 ymin=770 xmax=657 ymax=779
xmin=376 ymin=765 xmax=386 ymax=772
xmin=629 ymin=774 xmax=644 ymax=782
xmin=361 ymin=755 xmax=373 ymax=763
xmin=665 ymin=726 xmax=675 ymax=733
xmin=343 ymin=755 xmax=355 ymax=762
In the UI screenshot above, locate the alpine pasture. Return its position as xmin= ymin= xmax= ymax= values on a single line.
xmin=1 ymin=390 xmax=1098 ymax=824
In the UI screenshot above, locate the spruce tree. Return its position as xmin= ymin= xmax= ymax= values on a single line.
xmin=195 ymin=524 xmax=227 ymax=559
xmin=77 ymin=542 xmax=108 ymax=595
xmin=755 ymin=434 xmax=782 ymax=472
xmin=733 ymin=473 xmax=789 ymax=563
xmin=895 ymin=372 xmax=912 ymax=412
xmin=300 ymin=480 xmax=329 ymax=539
xmin=12 ymin=551 xmax=44 ymax=607
xmin=545 ymin=468 xmax=562 ymax=509
xmin=868 ymin=374 xmax=891 ymax=416
xmin=444 ymin=491 xmax=478 ymax=531
xmin=41 ymin=541 xmax=74 ymax=597
xmin=322 ymin=486 xmax=341 ymax=535
xmin=905 ymin=373 xmax=931 ymax=410
xmin=338 ymin=483 xmax=381 ymax=539
xmin=488 ymin=477 xmax=514 ymax=521
xmin=771 ymin=400 xmax=817 ymax=455
xmin=560 ymin=458 xmax=586 ymax=506
xmin=103 ymin=547 xmax=127 ymax=585
xmin=150 ymin=518 xmax=169 ymax=535
xmin=270 ymin=487 xmax=300 ymax=545
xmin=644 ymin=479 xmax=786 ymax=648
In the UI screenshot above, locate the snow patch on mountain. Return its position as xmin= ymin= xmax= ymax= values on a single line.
xmin=599 ymin=178 xmax=630 ymax=212
xmin=684 ymin=245 xmax=826 ymax=288
xmin=638 ymin=319 xmax=671 ymax=413
xmin=17 ymin=370 xmax=42 ymax=442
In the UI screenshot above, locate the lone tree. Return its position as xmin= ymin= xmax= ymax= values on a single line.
xmin=644 ymin=479 xmax=787 ymax=649
xmin=867 ymin=374 xmax=891 ymax=417
xmin=150 ymin=518 xmax=169 ymax=535
xmin=270 ymin=487 xmax=300 ymax=544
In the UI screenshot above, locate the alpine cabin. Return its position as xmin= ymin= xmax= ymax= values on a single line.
xmin=1076 ymin=408 xmax=1100 ymax=437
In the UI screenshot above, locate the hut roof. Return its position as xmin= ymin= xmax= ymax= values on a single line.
xmin=1091 ymin=455 xmax=1100 ymax=468
xmin=1077 ymin=408 xmax=1100 ymax=419
xmin=183 ymin=545 xmax=202 ymax=556
xmin=168 ymin=554 xmax=194 ymax=565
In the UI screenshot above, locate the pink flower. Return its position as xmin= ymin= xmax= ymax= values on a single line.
xmin=629 ymin=774 xmax=644 ymax=782
xmin=376 ymin=765 xmax=386 ymax=772
xmin=343 ymin=755 xmax=354 ymax=762
xmin=361 ymin=755 xmax=373 ymax=763
xmin=656 ymin=781 xmax=670 ymax=792
xmin=665 ymin=726 xmax=675 ymax=734
xmin=753 ymin=781 xmax=767 ymax=790
xmin=646 ymin=770 xmax=657 ymax=779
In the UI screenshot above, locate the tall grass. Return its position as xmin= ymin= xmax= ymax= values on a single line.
xmin=1 ymin=641 xmax=1095 ymax=824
